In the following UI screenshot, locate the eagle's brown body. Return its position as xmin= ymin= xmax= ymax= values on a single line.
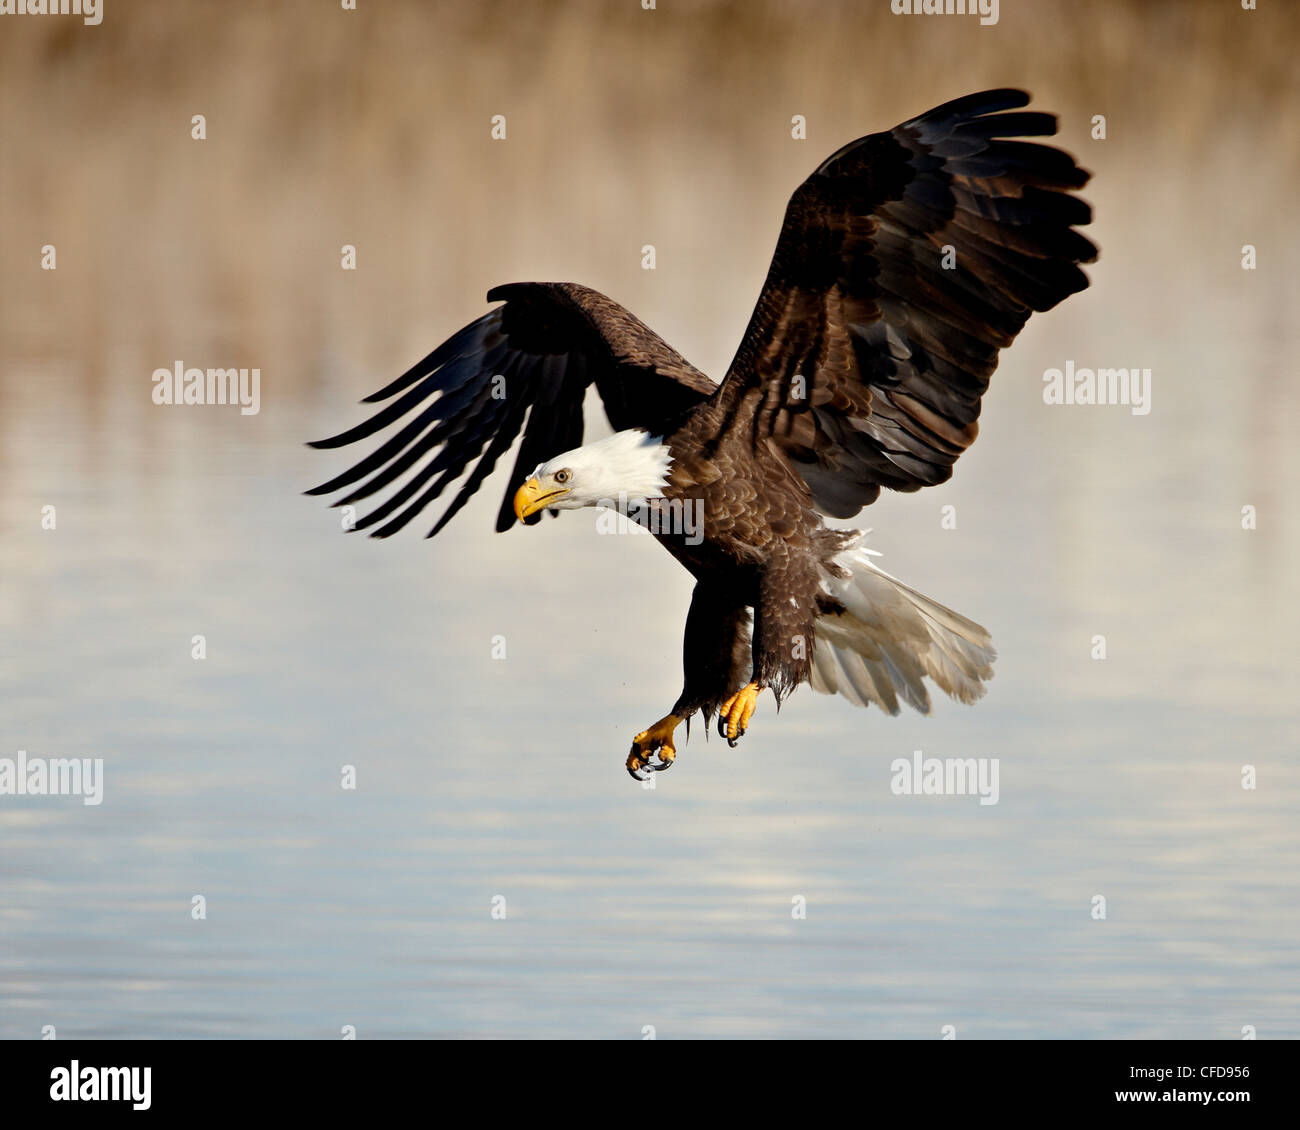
xmin=655 ymin=406 xmax=852 ymax=719
xmin=310 ymin=89 xmax=1097 ymax=776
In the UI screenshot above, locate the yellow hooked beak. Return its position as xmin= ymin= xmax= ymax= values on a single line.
xmin=513 ymin=477 xmax=570 ymax=520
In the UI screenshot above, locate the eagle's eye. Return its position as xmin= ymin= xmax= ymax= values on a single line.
xmin=554 ymin=469 xmax=572 ymax=484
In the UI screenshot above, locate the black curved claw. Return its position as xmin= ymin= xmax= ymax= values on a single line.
xmin=627 ymin=760 xmax=650 ymax=782
xmin=719 ymin=711 xmax=744 ymax=747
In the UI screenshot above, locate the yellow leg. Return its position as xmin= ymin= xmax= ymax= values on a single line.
xmin=717 ymin=683 xmax=760 ymax=745
xmin=627 ymin=714 xmax=682 ymax=780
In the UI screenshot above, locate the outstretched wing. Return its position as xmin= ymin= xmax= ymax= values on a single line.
xmin=713 ymin=88 xmax=1098 ymax=517
xmin=307 ymin=282 xmax=714 ymax=538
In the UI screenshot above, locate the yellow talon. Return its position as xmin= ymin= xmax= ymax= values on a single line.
xmin=718 ymin=683 xmax=759 ymax=745
xmin=627 ymin=714 xmax=681 ymax=779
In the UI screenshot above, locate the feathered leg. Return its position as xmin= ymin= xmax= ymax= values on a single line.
xmin=626 ymin=581 xmax=750 ymax=779
xmin=717 ymin=555 xmax=818 ymax=745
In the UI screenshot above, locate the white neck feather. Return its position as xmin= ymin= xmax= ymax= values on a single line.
xmin=537 ymin=429 xmax=674 ymax=508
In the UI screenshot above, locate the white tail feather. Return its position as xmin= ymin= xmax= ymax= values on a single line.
xmin=810 ymin=537 xmax=995 ymax=714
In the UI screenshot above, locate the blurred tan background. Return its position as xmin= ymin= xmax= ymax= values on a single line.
xmin=2 ymin=0 xmax=1297 ymax=385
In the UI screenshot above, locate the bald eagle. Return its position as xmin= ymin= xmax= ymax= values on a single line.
xmin=309 ymin=89 xmax=1096 ymax=779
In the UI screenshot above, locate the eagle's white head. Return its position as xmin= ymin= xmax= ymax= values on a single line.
xmin=513 ymin=429 xmax=674 ymax=519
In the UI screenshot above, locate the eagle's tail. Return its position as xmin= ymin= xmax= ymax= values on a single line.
xmin=810 ymin=539 xmax=995 ymax=714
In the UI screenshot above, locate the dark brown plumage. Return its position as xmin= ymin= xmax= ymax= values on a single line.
xmin=309 ymin=89 xmax=1097 ymax=778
